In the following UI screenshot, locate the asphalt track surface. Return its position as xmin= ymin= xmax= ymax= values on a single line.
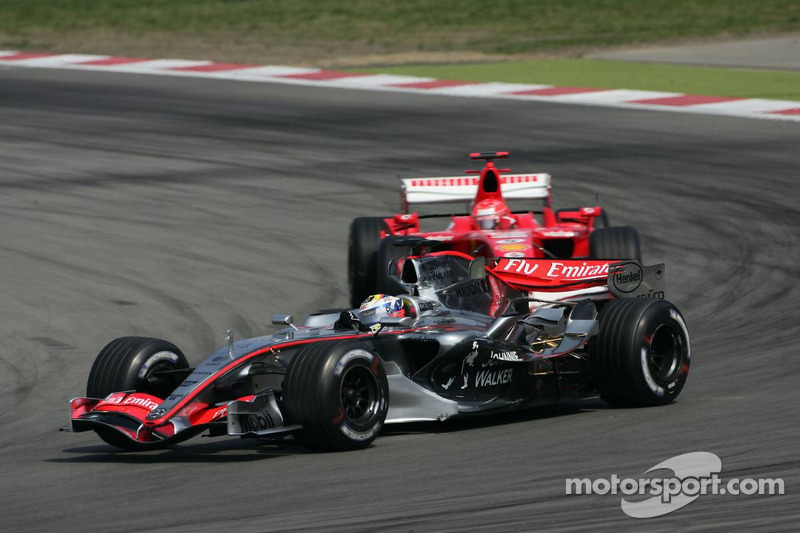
xmin=0 ymin=65 xmax=798 ymax=532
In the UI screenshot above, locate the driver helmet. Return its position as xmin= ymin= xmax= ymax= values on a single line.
xmin=358 ymin=294 xmax=406 ymax=332
xmin=472 ymin=198 xmax=510 ymax=230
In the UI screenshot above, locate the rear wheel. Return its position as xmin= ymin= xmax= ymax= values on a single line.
xmin=348 ymin=217 xmax=388 ymax=308
xmin=590 ymin=226 xmax=641 ymax=262
xmin=283 ymin=341 xmax=389 ymax=451
xmin=86 ymin=337 xmax=189 ymax=448
xmin=591 ymin=298 xmax=690 ymax=406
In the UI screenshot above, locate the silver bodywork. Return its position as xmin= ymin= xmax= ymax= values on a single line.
xmin=69 ymin=252 xmax=669 ymax=446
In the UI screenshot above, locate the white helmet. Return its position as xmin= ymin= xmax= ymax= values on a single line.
xmin=358 ymin=294 xmax=406 ymax=332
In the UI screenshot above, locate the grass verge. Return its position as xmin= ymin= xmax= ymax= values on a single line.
xmin=353 ymin=60 xmax=800 ymax=101
xmin=0 ymin=1 xmax=797 ymax=65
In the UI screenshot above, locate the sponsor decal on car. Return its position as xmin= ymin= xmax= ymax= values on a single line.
xmin=539 ymin=230 xmax=577 ymax=238
xmin=489 ymin=231 xmax=528 ymax=239
xmin=497 ymin=243 xmax=528 ymax=252
xmin=452 ymin=278 xmax=491 ymax=298
xmin=122 ymin=395 xmax=160 ymax=411
xmin=475 ymin=368 xmax=513 ymax=387
xmin=211 ymin=406 xmax=228 ymax=421
xmin=637 ymin=290 xmax=665 ymax=299
xmin=612 ymin=262 xmax=643 ymax=293
xmin=242 ymin=412 xmax=276 ymax=432
xmin=417 ymin=300 xmax=437 ymax=312
xmin=490 ymin=350 xmax=521 ymax=362
xmin=500 ymin=259 xmax=610 ymax=279
xmin=447 ymin=340 xmax=480 ymax=390
xmin=101 ymin=392 xmax=126 ymax=404
xmin=419 ymin=262 xmax=454 ymax=282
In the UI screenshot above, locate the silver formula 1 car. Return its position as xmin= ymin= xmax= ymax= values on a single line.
xmin=67 ymin=248 xmax=690 ymax=451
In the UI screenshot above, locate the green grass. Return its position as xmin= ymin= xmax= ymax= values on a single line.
xmin=353 ymin=59 xmax=800 ymax=101
xmin=0 ymin=0 xmax=797 ymax=64
xmin=2 ymin=1 xmax=797 ymax=100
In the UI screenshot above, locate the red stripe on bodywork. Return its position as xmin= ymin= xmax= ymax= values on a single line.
xmin=143 ymin=333 xmax=384 ymax=426
xmin=0 ymin=53 xmax=57 ymax=61
xmin=282 ymin=70 xmax=372 ymax=80
xmin=769 ymin=107 xmax=800 ymax=115
xmin=171 ymin=62 xmax=260 ymax=72
xmin=630 ymin=95 xmax=743 ymax=106
xmin=389 ymin=80 xmax=478 ymax=89
xmin=511 ymin=86 xmax=607 ymax=96
xmin=78 ymin=57 xmax=150 ymax=66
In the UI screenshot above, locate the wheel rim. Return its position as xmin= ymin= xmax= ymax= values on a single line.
xmin=339 ymin=365 xmax=380 ymax=427
xmin=138 ymin=361 xmax=177 ymax=398
xmin=648 ymin=324 xmax=684 ymax=384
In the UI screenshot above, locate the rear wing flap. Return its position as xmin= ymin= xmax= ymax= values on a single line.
xmin=402 ymin=173 xmax=551 ymax=209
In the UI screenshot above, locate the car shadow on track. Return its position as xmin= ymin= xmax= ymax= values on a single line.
xmin=50 ymin=436 xmax=313 ymax=464
xmin=51 ymin=401 xmax=614 ymax=463
xmin=381 ymin=402 xmax=595 ymax=437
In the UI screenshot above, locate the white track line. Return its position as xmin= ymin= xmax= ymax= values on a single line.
xmin=1 ymin=51 xmax=797 ymax=122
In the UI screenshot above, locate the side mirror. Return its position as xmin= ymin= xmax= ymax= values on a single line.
xmin=379 ymin=316 xmax=414 ymax=328
xmin=271 ymin=314 xmax=298 ymax=330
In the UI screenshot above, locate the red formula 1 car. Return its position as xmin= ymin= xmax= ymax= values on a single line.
xmin=347 ymin=151 xmax=641 ymax=307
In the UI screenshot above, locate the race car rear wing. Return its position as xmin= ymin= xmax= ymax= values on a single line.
xmin=401 ymin=173 xmax=551 ymax=211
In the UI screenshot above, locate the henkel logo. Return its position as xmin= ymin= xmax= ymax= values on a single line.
xmin=500 ymin=259 xmax=610 ymax=279
xmin=612 ymin=262 xmax=643 ymax=293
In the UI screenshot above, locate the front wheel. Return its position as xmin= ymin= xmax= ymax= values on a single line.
xmin=591 ymin=298 xmax=690 ymax=406
xmin=86 ymin=336 xmax=189 ymax=449
xmin=87 ymin=337 xmax=188 ymax=399
xmin=283 ymin=341 xmax=389 ymax=451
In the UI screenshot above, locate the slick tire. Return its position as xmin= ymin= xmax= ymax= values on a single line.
xmin=87 ymin=337 xmax=188 ymax=399
xmin=348 ymin=217 xmax=388 ymax=308
xmin=86 ymin=337 xmax=188 ymax=450
xmin=589 ymin=226 xmax=642 ymax=262
xmin=591 ymin=299 xmax=690 ymax=407
xmin=283 ymin=341 xmax=389 ymax=451
xmin=375 ymin=235 xmax=413 ymax=296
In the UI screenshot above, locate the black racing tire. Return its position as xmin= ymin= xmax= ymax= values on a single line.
xmin=87 ymin=337 xmax=188 ymax=399
xmin=591 ymin=299 xmax=690 ymax=407
xmin=86 ymin=337 xmax=188 ymax=450
xmin=590 ymin=226 xmax=641 ymax=262
xmin=283 ymin=340 xmax=389 ymax=451
xmin=375 ymin=235 xmax=413 ymax=296
xmin=348 ymin=217 xmax=388 ymax=308
xmin=595 ymin=208 xmax=610 ymax=229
